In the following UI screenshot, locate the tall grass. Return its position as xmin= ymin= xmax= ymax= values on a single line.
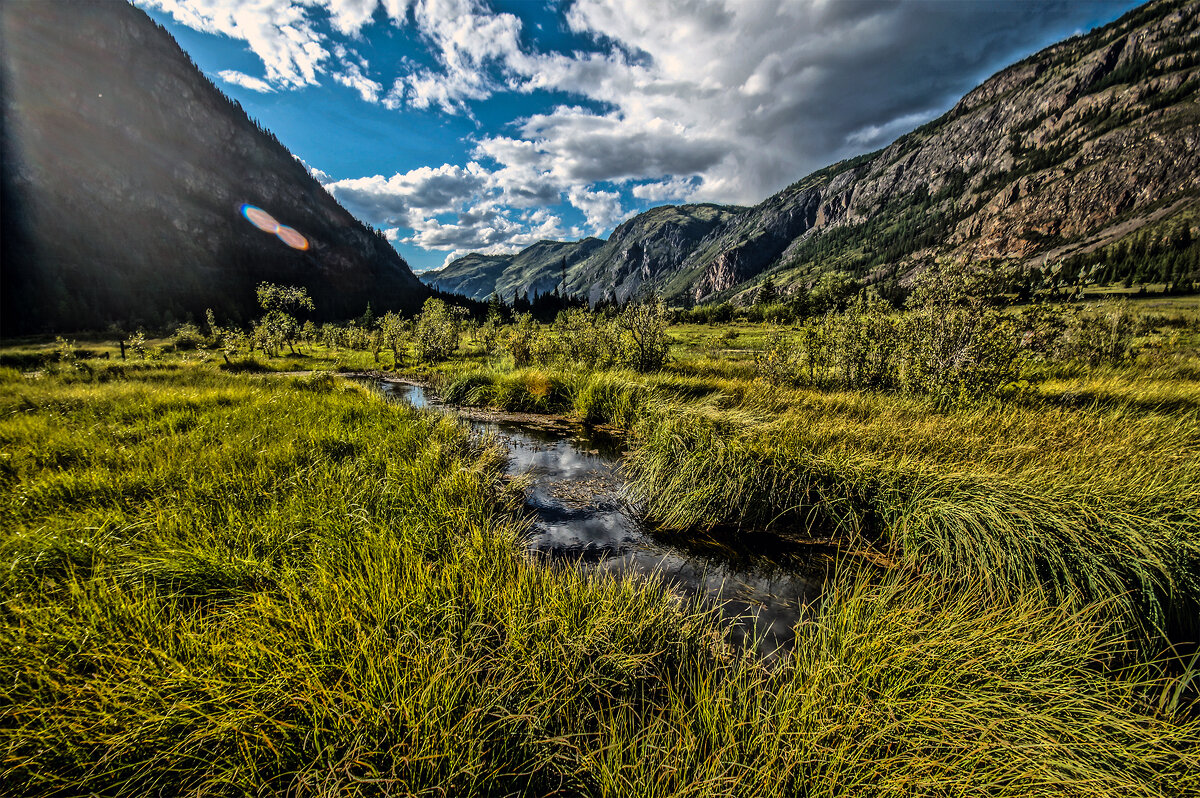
xmin=2 ymin=366 xmax=1198 ymax=795
xmin=624 ymin=391 xmax=1200 ymax=646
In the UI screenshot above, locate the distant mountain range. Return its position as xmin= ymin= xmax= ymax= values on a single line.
xmin=427 ymin=0 xmax=1200 ymax=306
xmin=423 ymin=203 xmax=743 ymax=304
xmin=1 ymin=1 xmax=428 ymax=335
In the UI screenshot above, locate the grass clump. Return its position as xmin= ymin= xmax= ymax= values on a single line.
xmin=624 ymin=391 xmax=1200 ymax=646
xmin=2 ymin=366 xmax=1198 ymax=795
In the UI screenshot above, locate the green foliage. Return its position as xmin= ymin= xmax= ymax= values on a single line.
xmin=170 ymin=321 xmax=204 ymax=351
xmin=413 ymin=297 xmax=465 ymax=363
xmin=755 ymin=275 xmax=778 ymax=306
xmin=555 ymin=307 xmax=621 ymax=369
xmin=124 ymin=329 xmax=148 ymax=359
xmin=379 ymin=310 xmax=409 ymax=366
xmin=614 ymin=298 xmax=671 ymax=372
xmin=2 ymin=367 xmax=1198 ymax=795
xmin=253 ymin=283 xmax=314 ymax=356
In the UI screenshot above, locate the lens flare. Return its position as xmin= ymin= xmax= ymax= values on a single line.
xmin=276 ymin=225 xmax=309 ymax=251
xmin=241 ymin=204 xmax=278 ymax=232
xmin=239 ymin=203 xmax=309 ymax=250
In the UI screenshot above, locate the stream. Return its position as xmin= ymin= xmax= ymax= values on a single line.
xmin=378 ymin=380 xmax=830 ymax=657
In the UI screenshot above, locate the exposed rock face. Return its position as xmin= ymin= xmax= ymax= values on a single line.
xmin=1 ymin=1 xmax=427 ymax=334
xmin=569 ymin=204 xmax=745 ymax=304
xmin=419 ymin=254 xmax=514 ymax=302
xmin=682 ymin=0 xmax=1200 ymax=302
xmin=422 ymin=238 xmax=604 ymax=301
xmin=428 ymin=0 xmax=1199 ymax=307
xmin=426 ymin=204 xmax=742 ymax=305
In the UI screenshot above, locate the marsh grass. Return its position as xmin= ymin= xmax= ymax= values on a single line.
xmin=426 ymin=358 xmax=1200 ymax=646
xmin=2 ymin=357 xmax=1199 ymax=795
xmin=625 ymin=389 xmax=1200 ymax=646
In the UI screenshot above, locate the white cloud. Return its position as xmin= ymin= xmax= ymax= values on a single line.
xmin=567 ymin=186 xmax=625 ymax=236
xmin=631 ymin=176 xmax=701 ymax=202
xmin=846 ymin=110 xmax=939 ymax=149
xmin=332 ymin=61 xmax=383 ymax=102
xmin=138 ymin=0 xmax=333 ymax=88
xmin=217 ymin=69 xmax=276 ymax=93
xmin=324 ymin=162 xmax=492 ymax=227
xmin=146 ymin=0 xmax=1139 ymax=260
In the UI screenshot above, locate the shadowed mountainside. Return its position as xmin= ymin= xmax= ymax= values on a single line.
xmin=424 ymin=204 xmax=744 ymax=304
xmin=1 ymin=1 xmax=428 ymax=335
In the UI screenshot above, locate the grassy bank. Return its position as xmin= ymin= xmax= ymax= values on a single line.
xmin=2 ymin=364 xmax=1199 ymax=795
xmin=427 ymin=357 xmax=1200 ymax=647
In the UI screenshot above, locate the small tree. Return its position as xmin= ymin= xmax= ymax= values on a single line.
xmin=379 ymin=311 xmax=409 ymax=368
xmin=756 ymin=275 xmax=779 ymax=306
xmin=125 ymin=330 xmax=148 ymax=359
xmin=615 ymin=297 xmax=670 ymax=372
xmin=412 ymin=298 xmax=464 ymax=363
xmin=255 ymin=282 xmax=314 ymax=356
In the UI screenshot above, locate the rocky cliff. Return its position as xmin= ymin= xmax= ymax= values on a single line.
xmin=568 ymin=204 xmax=745 ymax=305
xmin=1 ymin=1 xmax=427 ymax=334
xmin=427 ymin=203 xmax=744 ymax=305
xmin=683 ymin=0 xmax=1200 ymax=302
xmin=425 ymin=0 xmax=1199 ymax=307
xmin=422 ymin=238 xmax=603 ymax=302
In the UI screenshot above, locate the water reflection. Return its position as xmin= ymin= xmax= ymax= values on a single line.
xmin=378 ymin=379 xmax=829 ymax=656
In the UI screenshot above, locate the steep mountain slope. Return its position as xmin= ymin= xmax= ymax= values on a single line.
xmin=422 ymin=238 xmax=603 ymax=301
xmin=680 ymin=0 xmax=1200 ymax=303
xmin=426 ymin=203 xmax=745 ymax=304
xmin=425 ymin=0 xmax=1199 ymax=307
xmin=420 ymin=254 xmax=512 ymax=302
xmin=567 ymin=204 xmax=746 ymax=305
xmin=1 ymin=1 xmax=427 ymax=335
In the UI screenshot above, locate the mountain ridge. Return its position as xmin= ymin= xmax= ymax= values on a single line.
xmin=1 ymin=0 xmax=428 ymax=335
xmin=428 ymin=0 xmax=1200 ymax=306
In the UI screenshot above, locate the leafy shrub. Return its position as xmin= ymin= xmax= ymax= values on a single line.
xmin=171 ymin=322 xmax=205 ymax=351
xmin=413 ymin=298 xmax=465 ymax=363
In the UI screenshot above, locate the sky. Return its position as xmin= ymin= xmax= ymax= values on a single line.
xmin=134 ymin=0 xmax=1145 ymax=272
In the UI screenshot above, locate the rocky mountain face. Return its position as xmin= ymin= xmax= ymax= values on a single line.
xmin=426 ymin=203 xmax=744 ymax=305
xmin=427 ymin=0 xmax=1199 ymax=307
xmin=682 ymin=0 xmax=1200 ymax=303
xmin=422 ymin=238 xmax=603 ymax=302
xmin=567 ymin=204 xmax=745 ymax=305
xmin=1 ymin=1 xmax=427 ymax=335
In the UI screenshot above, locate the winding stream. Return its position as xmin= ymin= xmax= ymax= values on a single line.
xmin=379 ymin=380 xmax=830 ymax=656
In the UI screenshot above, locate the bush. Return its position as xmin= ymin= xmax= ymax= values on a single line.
xmin=171 ymin=322 xmax=205 ymax=351
xmin=413 ymin=298 xmax=464 ymax=363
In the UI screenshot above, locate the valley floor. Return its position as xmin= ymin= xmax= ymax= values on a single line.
xmin=3 ymin=304 xmax=1200 ymax=795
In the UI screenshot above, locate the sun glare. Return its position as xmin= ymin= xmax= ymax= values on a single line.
xmin=239 ymin=203 xmax=309 ymax=250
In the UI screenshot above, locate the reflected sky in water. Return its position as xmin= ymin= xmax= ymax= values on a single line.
xmin=379 ymin=380 xmax=829 ymax=656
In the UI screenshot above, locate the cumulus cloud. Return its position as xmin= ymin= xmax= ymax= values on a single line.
xmin=138 ymin=0 xmax=335 ymax=88
xmin=632 ymin=176 xmax=702 ymax=203
xmin=147 ymin=0 xmax=1140 ymax=259
xmin=567 ymin=186 xmax=626 ymax=236
xmin=217 ymin=69 xmax=275 ymax=93
xmin=324 ymin=162 xmax=491 ymax=227
xmin=324 ymin=161 xmax=569 ymax=262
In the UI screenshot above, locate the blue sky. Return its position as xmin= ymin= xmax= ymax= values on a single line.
xmin=135 ymin=0 xmax=1144 ymax=272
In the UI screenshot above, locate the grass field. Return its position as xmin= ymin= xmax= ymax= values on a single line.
xmin=3 ymin=298 xmax=1200 ymax=794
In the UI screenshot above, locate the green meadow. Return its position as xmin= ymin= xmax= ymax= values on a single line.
xmin=3 ymin=294 xmax=1200 ymax=795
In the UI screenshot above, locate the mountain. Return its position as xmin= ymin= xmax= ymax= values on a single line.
xmin=425 ymin=203 xmax=744 ymax=304
xmin=422 ymin=238 xmax=603 ymax=302
xmin=1 ymin=1 xmax=427 ymax=335
xmin=679 ymin=0 xmax=1200 ymax=304
xmin=567 ymin=204 xmax=745 ymax=305
xmin=428 ymin=0 xmax=1199 ymax=306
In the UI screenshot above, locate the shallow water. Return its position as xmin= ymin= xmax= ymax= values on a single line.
xmin=378 ymin=380 xmax=829 ymax=656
